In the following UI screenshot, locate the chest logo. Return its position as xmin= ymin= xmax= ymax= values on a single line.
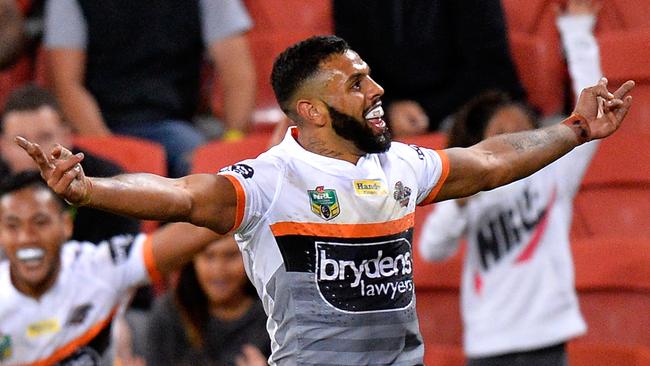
xmin=66 ymin=303 xmax=93 ymax=326
xmin=26 ymin=319 xmax=60 ymax=338
xmin=353 ymin=179 xmax=388 ymax=196
xmin=393 ymin=181 xmax=412 ymax=208
xmin=0 ymin=335 xmax=11 ymax=361
xmin=308 ymin=186 xmax=340 ymax=221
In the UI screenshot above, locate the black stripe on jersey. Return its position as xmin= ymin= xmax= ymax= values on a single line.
xmin=56 ymin=322 xmax=112 ymax=366
xmin=275 ymin=229 xmax=415 ymax=312
xmin=274 ymin=228 xmax=414 ymax=273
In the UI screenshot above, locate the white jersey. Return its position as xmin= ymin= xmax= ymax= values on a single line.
xmin=0 ymin=234 xmax=156 ymax=365
xmin=218 ymin=127 xmax=449 ymax=366
xmin=418 ymin=14 xmax=602 ymax=358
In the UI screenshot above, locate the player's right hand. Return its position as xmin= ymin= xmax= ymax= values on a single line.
xmin=14 ymin=136 xmax=92 ymax=205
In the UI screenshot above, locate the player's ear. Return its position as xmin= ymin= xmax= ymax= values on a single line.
xmin=296 ymin=99 xmax=325 ymax=127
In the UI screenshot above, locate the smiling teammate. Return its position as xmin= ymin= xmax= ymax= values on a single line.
xmin=16 ymin=35 xmax=633 ymax=365
xmin=0 ymin=171 xmax=219 ymax=365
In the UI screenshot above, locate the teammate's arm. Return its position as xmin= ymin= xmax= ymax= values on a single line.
xmin=150 ymin=222 xmax=222 ymax=275
xmin=435 ymin=78 xmax=634 ymax=202
xmin=13 ymin=139 xmax=238 ymax=234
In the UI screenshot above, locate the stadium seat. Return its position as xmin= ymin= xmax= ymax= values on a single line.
xmin=0 ymin=56 xmax=32 ymax=110
xmin=209 ymin=1 xmax=332 ymax=129
xmin=571 ymin=132 xmax=650 ymax=239
xmin=73 ymin=135 xmax=167 ymax=176
xmin=73 ymin=135 xmax=167 ymax=233
xmin=423 ymin=343 xmax=465 ymax=366
xmin=413 ymin=202 xmax=464 ymax=346
xmin=501 ymin=0 xmax=565 ymax=115
xmin=572 ymin=237 xmax=650 ymax=347
xmin=568 ymin=342 xmax=650 ymax=366
xmin=397 ymin=132 xmax=448 ymax=151
xmin=191 ymin=133 xmax=270 ymax=174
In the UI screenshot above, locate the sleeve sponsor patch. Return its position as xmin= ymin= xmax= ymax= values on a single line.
xmin=408 ymin=144 xmax=425 ymax=160
xmin=219 ymin=163 xmax=255 ymax=179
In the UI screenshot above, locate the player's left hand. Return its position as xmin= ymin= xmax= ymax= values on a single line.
xmin=14 ymin=136 xmax=92 ymax=205
xmin=573 ymin=78 xmax=634 ymax=140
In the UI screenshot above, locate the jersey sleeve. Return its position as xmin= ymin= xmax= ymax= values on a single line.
xmin=85 ymin=233 xmax=158 ymax=292
xmin=217 ymin=157 xmax=281 ymax=235
xmin=396 ymin=143 xmax=451 ymax=206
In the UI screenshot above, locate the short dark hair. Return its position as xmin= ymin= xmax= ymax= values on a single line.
xmin=0 ymin=170 xmax=67 ymax=211
xmin=1 ymin=84 xmax=63 ymax=133
xmin=447 ymin=90 xmax=539 ymax=148
xmin=271 ymin=35 xmax=350 ymax=116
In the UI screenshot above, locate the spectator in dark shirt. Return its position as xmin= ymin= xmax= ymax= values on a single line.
xmin=334 ymin=0 xmax=524 ymax=135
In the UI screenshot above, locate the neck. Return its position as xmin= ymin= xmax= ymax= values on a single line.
xmin=11 ymin=265 xmax=59 ymax=300
xmin=209 ymin=295 xmax=254 ymax=321
xmin=297 ymin=128 xmax=363 ymax=164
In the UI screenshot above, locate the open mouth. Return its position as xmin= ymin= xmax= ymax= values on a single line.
xmin=16 ymin=247 xmax=45 ymax=264
xmin=364 ymin=104 xmax=386 ymax=132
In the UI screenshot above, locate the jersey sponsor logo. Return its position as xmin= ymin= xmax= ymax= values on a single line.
xmin=0 ymin=334 xmax=11 ymax=361
xmin=308 ymin=186 xmax=340 ymax=221
xmin=393 ymin=181 xmax=412 ymax=208
xmin=26 ymin=318 xmax=60 ymax=338
xmin=66 ymin=303 xmax=93 ymax=326
xmin=108 ymin=234 xmax=136 ymax=264
xmin=352 ymin=179 xmax=388 ymax=196
xmin=59 ymin=346 xmax=102 ymax=366
xmin=476 ymin=186 xmax=556 ymax=272
xmin=409 ymin=144 xmax=425 ymax=160
xmin=219 ymin=163 xmax=254 ymax=179
xmin=315 ymin=238 xmax=414 ymax=313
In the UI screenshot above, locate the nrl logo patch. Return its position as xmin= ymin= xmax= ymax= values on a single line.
xmin=308 ymin=186 xmax=340 ymax=221
xmin=393 ymin=181 xmax=412 ymax=208
xmin=0 ymin=335 xmax=11 ymax=361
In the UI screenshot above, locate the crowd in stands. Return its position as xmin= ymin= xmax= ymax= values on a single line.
xmin=0 ymin=0 xmax=648 ymax=365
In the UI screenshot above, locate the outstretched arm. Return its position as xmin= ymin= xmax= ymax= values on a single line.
xmin=436 ymin=78 xmax=634 ymax=201
xmin=13 ymin=139 xmax=237 ymax=234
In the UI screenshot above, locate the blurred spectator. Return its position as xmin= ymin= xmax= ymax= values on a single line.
xmin=44 ymin=0 xmax=256 ymax=177
xmin=418 ymin=1 xmax=604 ymax=365
xmin=0 ymin=171 xmax=219 ymax=365
xmin=0 ymin=0 xmax=24 ymax=70
xmin=0 ymin=84 xmax=140 ymax=243
xmin=334 ymin=0 xmax=525 ymax=136
xmin=146 ymin=235 xmax=270 ymax=366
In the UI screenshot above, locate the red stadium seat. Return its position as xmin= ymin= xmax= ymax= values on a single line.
xmin=423 ymin=343 xmax=465 ymax=366
xmin=209 ymin=1 xmax=332 ymax=129
xmin=191 ymin=133 xmax=270 ymax=174
xmin=73 ymin=135 xmax=166 ymax=176
xmin=568 ymin=343 xmax=650 ymax=366
xmin=571 ymin=132 xmax=650 ymax=239
xmin=413 ymin=202 xmax=464 ymax=346
xmin=501 ymin=0 xmax=565 ymax=115
xmin=572 ymin=237 xmax=650 ymax=347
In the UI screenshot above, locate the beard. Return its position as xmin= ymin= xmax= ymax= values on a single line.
xmin=326 ymin=104 xmax=391 ymax=154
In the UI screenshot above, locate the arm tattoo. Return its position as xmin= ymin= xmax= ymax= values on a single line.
xmin=501 ymin=128 xmax=560 ymax=153
xmin=305 ymin=137 xmax=344 ymax=158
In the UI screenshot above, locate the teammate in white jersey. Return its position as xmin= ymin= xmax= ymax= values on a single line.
xmin=15 ymin=34 xmax=633 ymax=365
xmin=0 ymin=171 xmax=219 ymax=365
xmin=419 ymin=1 xmax=605 ymax=365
